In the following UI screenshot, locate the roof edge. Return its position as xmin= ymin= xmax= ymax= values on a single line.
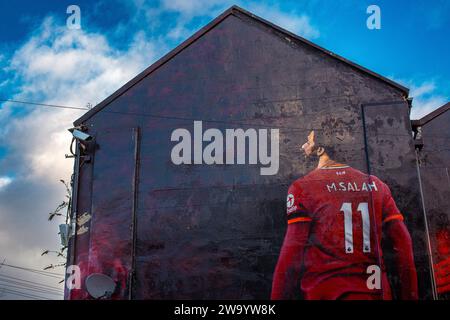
xmin=74 ymin=5 xmax=409 ymax=126
xmin=74 ymin=6 xmax=236 ymax=126
xmin=411 ymin=102 xmax=450 ymax=127
xmin=232 ymin=6 xmax=409 ymax=96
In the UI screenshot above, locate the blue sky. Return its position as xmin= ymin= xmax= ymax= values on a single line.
xmin=0 ymin=0 xmax=449 ymax=299
xmin=1 ymin=0 xmax=449 ymax=104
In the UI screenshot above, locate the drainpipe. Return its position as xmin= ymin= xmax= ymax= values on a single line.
xmin=64 ymin=139 xmax=80 ymax=299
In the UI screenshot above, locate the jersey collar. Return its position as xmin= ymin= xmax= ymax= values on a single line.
xmin=319 ymin=163 xmax=350 ymax=170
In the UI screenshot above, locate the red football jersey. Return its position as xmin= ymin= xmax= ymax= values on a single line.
xmin=286 ymin=164 xmax=404 ymax=300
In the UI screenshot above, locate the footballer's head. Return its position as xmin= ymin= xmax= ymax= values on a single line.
xmin=301 ymin=130 xmax=335 ymax=158
xmin=301 ymin=131 xmax=318 ymax=157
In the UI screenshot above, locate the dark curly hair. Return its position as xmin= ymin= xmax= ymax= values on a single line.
xmin=313 ymin=129 xmax=337 ymax=159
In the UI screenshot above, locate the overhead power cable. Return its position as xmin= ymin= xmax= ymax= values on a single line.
xmin=0 ymin=277 xmax=63 ymax=293
xmin=0 ymin=262 xmax=64 ymax=277
xmin=0 ymin=282 xmax=62 ymax=296
xmin=0 ymin=287 xmax=52 ymax=300
xmin=1 ymin=97 xmax=415 ymax=136
xmin=0 ymin=279 xmax=62 ymax=294
xmin=0 ymin=99 xmax=88 ymax=111
xmin=0 ymin=274 xmax=62 ymax=290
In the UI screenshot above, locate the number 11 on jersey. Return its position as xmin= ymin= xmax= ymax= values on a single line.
xmin=340 ymin=202 xmax=371 ymax=254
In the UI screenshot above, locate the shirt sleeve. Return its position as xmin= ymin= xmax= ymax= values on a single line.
xmin=381 ymin=181 xmax=404 ymax=224
xmin=286 ymin=182 xmax=312 ymax=225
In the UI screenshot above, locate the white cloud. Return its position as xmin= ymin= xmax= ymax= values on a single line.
xmin=0 ymin=177 xmax=12 ymax=190
xmin=136 ymin=0 xmax=320 ymax=40
xmin=410 ymin=83 xmax=447 ymax=120
xmin=0 ymin=16 xmax=160 ymax=300
xmin=407 ymin=81 xmax=447 ymax=120
xmin=0 ymin=1 xmax=320 ymax=299
xmin=246 ymin=3 xmax=320 ymax=39
xmin=1 ymin=21 xmax=159 ymax=180
xmin=161 ymin=0 xmax=228 ymax=16
xmin=387 ymin=77 xmax=448 ymax=120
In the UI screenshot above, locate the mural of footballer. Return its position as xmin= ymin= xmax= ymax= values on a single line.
xmin=271 ymin=130 xmax=419 ymax=300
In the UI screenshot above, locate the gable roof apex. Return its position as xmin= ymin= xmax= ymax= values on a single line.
xmin=74 ymin=5 xmax=409 ymax=126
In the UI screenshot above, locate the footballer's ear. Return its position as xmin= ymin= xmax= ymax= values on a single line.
xmin=308 ymin=130 xmax=315 ymax=142
xmin=316 ymin=146 xmax=325 ymax=156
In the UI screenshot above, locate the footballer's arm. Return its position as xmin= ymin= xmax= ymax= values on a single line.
xmin=384 ymin=219 xmax=419 ymax=300
xmin=271 ymin=222 xmax=310 ymax=300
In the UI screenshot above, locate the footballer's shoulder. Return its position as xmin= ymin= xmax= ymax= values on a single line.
xmin=288 ymin=177 xmax=303 ymax=190
xmin=368 ymin=174 xmax=389 ymax=191
xmin=364 ymin=172 xmax=386 ymax=185
xmin=347 ymin=166 xmax=379 ymax=180
xmin=303 ymin=168 xmax=323 ymax=180
xmin=289 ymin=170 xmax=317 ymax=188
xmin=347 ymin=167 xmax=388 ymax=190
xmin=289 ymin=174 xmax=309 ymax=189
xmin=345 ymin=166 xmax=368 ymax=176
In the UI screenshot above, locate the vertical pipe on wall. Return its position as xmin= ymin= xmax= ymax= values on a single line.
xmin=415 ymin=148 xmax=439 ymax=299
xmin=129 ymin=127 xmax=141 ymax=300
xmin=360 ymin=103 xmax=385 ymax=299
xmin=65 ymin=139 xmax=80 ymax=299
xmin=446 ymin=168 xmax=450 ymax=190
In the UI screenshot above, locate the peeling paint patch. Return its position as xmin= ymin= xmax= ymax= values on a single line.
xmin=77 ymin=212 xmax=91 ymax=226
xmin=77 ymin=225 xmax=89 ymax=236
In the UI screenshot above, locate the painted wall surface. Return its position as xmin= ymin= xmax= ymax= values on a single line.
xmin=417 ymin=111 xmax=450 ymax=299
xmin=66 ymin=13 xmax=434 ymax=299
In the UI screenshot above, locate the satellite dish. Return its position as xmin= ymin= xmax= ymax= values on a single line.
xmin=85 ymin=273 xmax=116 ymax=299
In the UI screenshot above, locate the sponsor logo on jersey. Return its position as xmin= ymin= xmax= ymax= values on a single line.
xmin=286 ymin=193 xmax=298 ymax=214
xmin=287 ymin=194 xmax=295 ymax=208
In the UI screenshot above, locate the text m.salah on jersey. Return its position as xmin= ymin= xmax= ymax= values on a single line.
xmin=326 ymin=180 xmax=378 ymax=193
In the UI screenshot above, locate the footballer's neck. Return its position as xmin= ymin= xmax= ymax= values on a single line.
xmin=316 ymin=153 xmax=338 ymax=169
